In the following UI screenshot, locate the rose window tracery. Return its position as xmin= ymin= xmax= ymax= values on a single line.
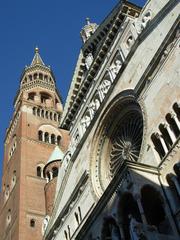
xmin=110 ymin=113 xmax=143 ymax=176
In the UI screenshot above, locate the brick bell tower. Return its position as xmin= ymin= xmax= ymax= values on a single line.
xmin=0 ymin=48 xmax=69 ymax=240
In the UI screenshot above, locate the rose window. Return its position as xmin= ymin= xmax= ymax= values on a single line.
xmin=110 ymin=114 xmax=143 ymax=176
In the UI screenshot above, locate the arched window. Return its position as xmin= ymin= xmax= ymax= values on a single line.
xmin=78 ymin=206 xmax=82 ymax=221
xmin=30 ymin=219 xmax=35 ymax=228
xmin=141 ymin=185 xmax=170 ymax=234
xmin=52 ymin=167 xmax=58 ymax=178
xmin=37 ymin=166 xmax=41 ymax=177
xmin=45 ymin=111 xmax=49 ymax=119
xmin=39 ymin=73 xmax=43 ymax=80
xmin=44 ymin=132 xmax=49 ymax=143
xmin=166 ymin=174 xmax=180 ymax=209
xmin=57 ymin=135 xmax=61 ymax=145
xmin=151 ymin=133 xmax=166 ymax=159
xmin=54 ymin=113 xmax=57 ymax=121
xmin=173 ymin=102 xmax=180 ymax=120
xmin=38 ymin=131 xmax=43 ymax=141
xmin=41 ymin=110 xmax=44 ymax=118
xmin=75 ymin=212 xmax=80 ymax=226
xmin=12 ymin=170 xmax=16 ymax=188
xmin=29 ymin=75 xmax=32 ymax=81
xmin=6 ymin=209 xmax=11 ymax=226
xmin=44 ymin=75 xmax=48 ymax=81
xmin=101 ymin=217 xmax=121 ymax=240
xmin=50 ymin=112 xmax=53 ymax=120
xmin=37 ymin=108 xmax=40 ymax=117
xmin=28 ymin=92 xmax=36 ymax=101
xmin=166 ymin=113 xmax=180 ymax=138
xmin=33 ymin=107 xmax=36 ymax=115
xmin=118 ymin=193 xmax=141 ymax=239
xmin=174 ymin=162 xmax=180 ymax=179
xmin=64 ymin=230 xmax=68 ymax=240
xmin=51 ymin=134 xmax=55 ymax=144
xmin=34 ymin=73 xmax=38 ymax=80
xmin=159 ymin=124 xmax=172 ymax=149
xmin=41 ymin=92 xmax=51 ymax=104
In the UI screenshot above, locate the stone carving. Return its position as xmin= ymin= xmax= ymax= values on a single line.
xmin=85 ymin=52 xmax=94 ymax=70
xmin=88 ymin=97 xmax=101 ymax=119
xmin=126 ymin=35 xmax=134 ymax=48
xmin=98 ymin=79 xmax=111 ymax=102
xmin=109 ymin=59 xmax=122 ymax=81
xmin=133 ymin=10 xmax=152 ymax=35
xmin=81 ymin=113 xmax=91 ymax=131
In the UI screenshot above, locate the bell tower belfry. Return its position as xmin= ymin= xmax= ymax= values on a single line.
xmin=0 ymin=48 xmax=69 ymax=240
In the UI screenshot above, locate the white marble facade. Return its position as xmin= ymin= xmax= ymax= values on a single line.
xmin=43 ymin=0 xmax=180 ymax=239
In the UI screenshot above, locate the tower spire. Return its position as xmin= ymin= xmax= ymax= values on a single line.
xmin=31 ymin=47 xmax=45 ymax=66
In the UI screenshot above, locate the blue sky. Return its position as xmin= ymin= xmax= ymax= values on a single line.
xmin=0 ymin=0 xmax=146 ymax=186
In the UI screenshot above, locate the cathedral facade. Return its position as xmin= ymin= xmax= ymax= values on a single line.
xmin=0 ymin=0 xmax=180 ymax=240
xmin=43 ymin=0 xmax=180 ymax=239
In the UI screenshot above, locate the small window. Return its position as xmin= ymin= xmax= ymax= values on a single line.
xmin=52 ymin=167 xmax=58 ymax=178
xmin=45 ymin=132 xmax=49 ymax=143
xmin=30 ymin=219 xmax=35 ymax=228
xmin=51 ymin=134 xmax=56 ymax=144
xmin=37 ymin=166 xmax=41 ymax=177
xmin=39 ymin=73 xmax=43 ymax=80
xmin=57 ymin=135 xmax=61 ymax=145
xmin=38 ymin=131 xmax=43 ymax=141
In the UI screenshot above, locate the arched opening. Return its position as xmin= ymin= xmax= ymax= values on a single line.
xmin=166 ymin=174 xmax=180 ymax=209
xmin=57 ymin=135 xmax=61 ymax=145
xmin=173 ymin=102 xmax=180 ymax=120
xmin=37 ymin=108 xmax=40 ymax=117
xmin=39 ymin=73 xmax=43 ymax=80
xmin=30 ymin=219 xmax=35 ymax=228
xmin=37 ymin=166 xmax=42 ymax=177
xmin=151 ymin=133 xmax=166 ymax=159
xmin=44 ymin=75 xmax=48 ymax=81
xmin=174 ymin=162 xmax=180 ymax=179
xmin=166 ymin=113 xmax=180 ymax=138
xmin=51 ymin=134 xmax=56 ymax=144
xmin=33 ymin=73 xmax=38 ymax=80
xmin=75 ymin=212 xmax=80 ymax=226
xmin=44 ymin=132 xmax=49 ymax=143
xmin=33 ymin=107 xmax=36 ymax=115
xmin=41 ymin=110 xmax=44 ymax=118
xmin=29 ymin=75 xmax=32 ymax=81
xmin=40 ymin=92 xmax=51 ymax=104
xmin=38 ymin=131 xmax=43 ymax=141
xmin=28 ymin=92 xmax=36 ymax=101
xmin=45 ymin=111 xmax=49 ymax=119
xmin=118 ymin=193 xmax=142 ymax=239
xmin=54 ymin=113 xmax=57 ymax=121
xmin=141 ymin=185 xmax=170 ymax=234
xmin=64 ymin=230 xmax=68 ymax=240
xmin=159 ymin=124 xmax=172 ymax=149
xmin=101 ymin=217 xmax=121 ymax=240
xmin=52 ymin=167 xmax=58 ymax=178
xmin=50 ymin=112 xmax=53 ymax=120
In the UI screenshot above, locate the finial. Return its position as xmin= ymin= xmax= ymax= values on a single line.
xmin=86 ymin=17 xmax=90 ymax=25
xmin=35 ymin=47 xmax=39 ymax=53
